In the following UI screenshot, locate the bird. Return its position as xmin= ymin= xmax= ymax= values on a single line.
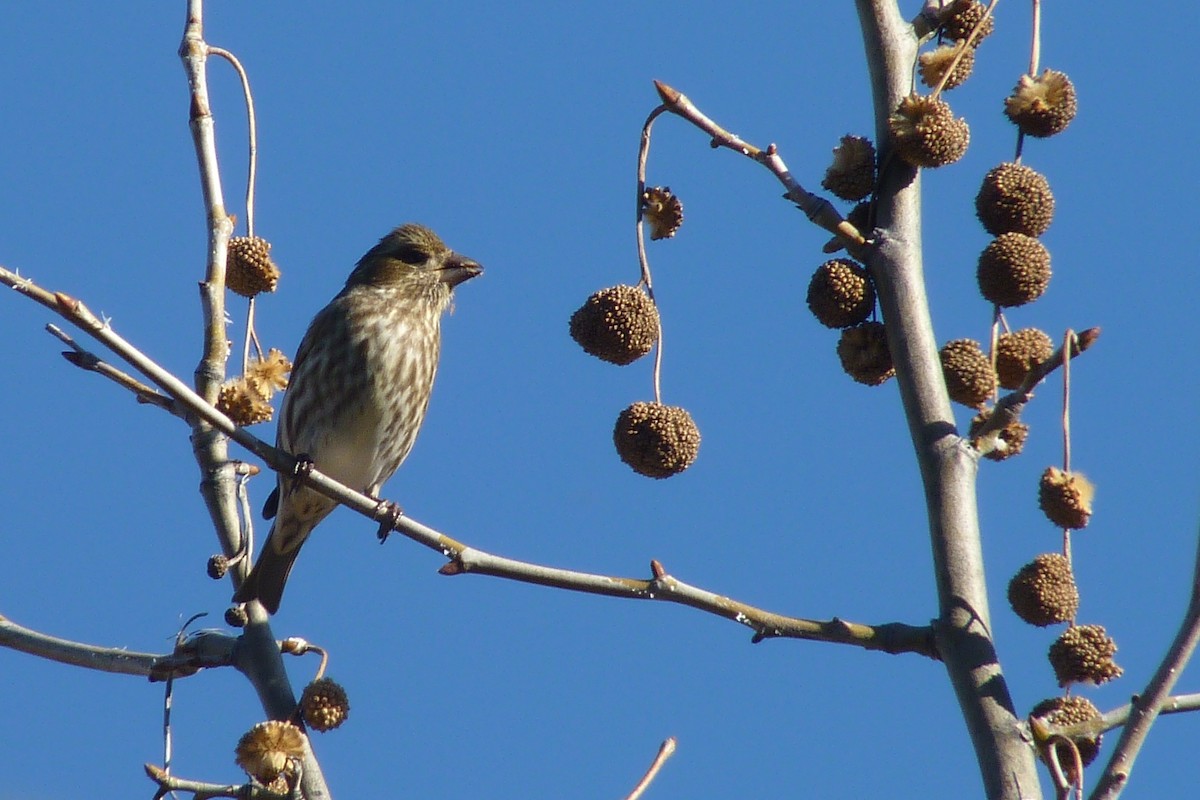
xmin=233 ymin=223 xmax=482 ymax=614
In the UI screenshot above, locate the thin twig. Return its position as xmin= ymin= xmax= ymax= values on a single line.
xmin=46 ymin=324 xmax=176 ymax=413
xmin=652 ymin=81 xmax=866 ymax=253
xmin=929 ymin=0 xmax=1001 ymax=100
xmin=636 ymin=105 xmax=668 ymax=404
xmin=144 ymin=763 xmax=286 ymax=800
xmin=623 ymin=737 xmax=677 ymax=800
xmin=206 ymin=46 xmax=258 ymax=238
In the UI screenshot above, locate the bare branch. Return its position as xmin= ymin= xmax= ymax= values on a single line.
xmin=623 ymin=737 xmax=677 ymax=800
xmin=0 ymin=613 xmax=236 ymax=680
xmin=47 ymin=323 xmax=177 ymax=413
xmin=145 ymin=763 xmax=286 ymax=800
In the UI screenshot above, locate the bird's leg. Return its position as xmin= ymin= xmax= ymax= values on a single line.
xmin=285 ymin=453 xmax=316 ymax=498
xmin=374 ymin=500 xmax=405 ymax=543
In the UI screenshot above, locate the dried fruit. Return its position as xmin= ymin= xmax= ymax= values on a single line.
xmin=943 ymin=0 xmax=995 ymax=44
xmin=1039 ymin=466 xmax=1094 ymax=529
xmin=227 ymin=236 xmax=281 ymax=298
xmin=995 ymin=328 xmax=1053 ymax=389
xmin=976 ymin=163 xmax=1055 ymax=237
xmin=642 ymin=186 xmax=684 ymax=240
xmin=1049 ymin=624 xmax=1122 ymax=686
xmin=217 ymin=377 xmax=274 ymax=427
xmin=940 ymin=339 xmax=996 ymax=408
xmin=822 ymin=135 xmax=876 ymax=202
xmin=837 ymin=322 xmax=894 ymax=386
xmin=570 ymin=285 xmax=659 ymax=366
xmin=977 ymin=233 xmax=1051 ymax=307
xmin=1008 ymin=553 xmax=1078 ymax=626
xmin=807 ymin=259 xmax=875 ymax=329
xmin=235 ymin=720 xmax=305 ymax=784
xmin=1005 ymin=70 xmax=1078 ymax=138
xmin=1030 ymin=695 xmax=1103 ymax=780
xmin=613 ymin=402 xmax=700 ymax=478
xmin=969 ymin=408 xmax=1029 ymax=461
xmin=919 ymin=43 xmax=975 ymax=90
xmin=889 ymin=94 xmax=970 ymax=168
xmin=300 ymin=677 xmax=350 ymax=732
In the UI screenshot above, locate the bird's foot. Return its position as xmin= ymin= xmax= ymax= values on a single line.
xmin=285 ymin=454 xmax=316 ymax=497
xmin=375 ymin=500 xmax=405 ymax=543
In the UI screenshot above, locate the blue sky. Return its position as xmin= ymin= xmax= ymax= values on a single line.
xmin=2 ymin=3 xmax=1198 ymax=798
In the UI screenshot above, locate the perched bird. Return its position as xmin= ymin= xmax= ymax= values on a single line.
xmin=233 ymin=223 xmax=482 ymax=613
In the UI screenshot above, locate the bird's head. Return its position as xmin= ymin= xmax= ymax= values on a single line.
xmin=346 ymin=223 xmax=482 ymax=292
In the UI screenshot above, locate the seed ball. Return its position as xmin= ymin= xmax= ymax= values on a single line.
xmin=807 ymin=259 xmax=875 ymax=329
xmin=977 ymin=233 xmax=1051 ymax=307
xmin=1030 ymin=695 xmax=1103 ymax=780
xmin=1005 ymin=69 xmax=1078 ymax=138
xmin=837 ymin=322 xmax=894 ymax=386
xmin=227 ymin=236 xmax=281 ymax=298
xmin=300 ymin=677 xmax=351 ymax=732
xmin=943 ymin=0 xmax=995 ymax=43
xmin=235 ymin=720 xmax=305 ymax=784
xmin=1048 ymin=624 xmax=1123 ymax=687
xmin=613 ymin=402 xmax=701 ymax=479
xmin=888 ymin=94 xmax=970 ymax=168
xmin=1008 ymin=553 xmax=1079 ymax=627
xmin=1039 ymin=466 xmax=1094 ymax=529
xmin=939 ymin=339 xmax=996 ymax=408
xmin=919 ymin=43 xmax=975 ymax=90
xmin=976 ymin=163 xmax=1055 ymax=237
xmin=569 ymin=285 xmax=660 ymax=366
xmin=995 ymin=328 xmax=1053 ymax=389
xmin=822 ymin=135 xmax=876 ymax=202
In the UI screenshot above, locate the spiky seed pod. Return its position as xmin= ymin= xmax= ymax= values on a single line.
xmin=217 ymin=377 xmax=274 ymax=426
xmin=225 ymin=605 xmax=249 ymax=628
xmin=613 ymin=402 xmax=700 ymax=479
xmin=822 ymin=202 xmax=871 ymax=254
xmin=569 ymin=285 xmax=660 ymax=366
xmin=888 ymin=94 xmax=970 ymax=168
xmin=207 ymin=554 xmax=229 ymax=579
xmin=264 ymin=773 xmax=294 ymax=796
xmin=919 ymin=43 xmax=975 ymax=90
xmin=977 ymin=233 xmax=1051 ymax=308
xmin=807 ymin=259 xmax=875 ymax=329
xmin=940 ymin=339 xmax=996 ymax=408
xmin=822 ymin=135 xmax=876 ymax=202
xmin=1030 ymin=696 xmax=1103 ymax=779
xmin=1005 ymin=70 xmax=1078 ymax=138
xmin=976 ymin=163 xmax=1055 ymax=237
xmin=837 ymin=322 xmax=894 ymax=386
xmin=969 ymin=409 xmax=1029 ymax=461
xmin=1008 ymin=553 xmax=1079 ymax=626
xmin=227 ymin=236 xmax=281 ymax=298
xmin=995 ymin=328 xmax=1053 ymax=389
xmin=943 ymin=0 xmax=995 ymax=44
xmin=235 ymin=720 xmax=305 ymax=784
xmin=245 ymin=348 xmax=292 ymax=400
xmin=642 ymin=186 xmax=684 ymax=240
xmin=300 ymin=677 xmax=351 ymax=732
xmin=1039 ymin=466 xmax=1095 ymax=529
xmin=1049 ymin=624 xmax=1123 ymax=687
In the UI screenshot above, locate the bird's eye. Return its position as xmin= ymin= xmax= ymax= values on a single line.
xmin=391 ymin=244 xmax=427 ymax=265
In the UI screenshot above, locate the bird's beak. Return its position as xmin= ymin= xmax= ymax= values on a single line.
xmin=439 ymin=255 xmax=483 ymax=287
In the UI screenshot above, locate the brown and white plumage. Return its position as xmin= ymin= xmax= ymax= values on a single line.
xmin=233 ymin=224 xmax=482 ymax=614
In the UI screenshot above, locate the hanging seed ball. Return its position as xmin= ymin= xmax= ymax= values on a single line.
xmin=1030 ymin=696 xmax=1103 ymax=778
xmin=939 ymin=339 xmax=996 ymax=408
xmin=235 ymin=720 xmax=305 ymax=784
xmin=1049 ymin=624 xmax=1123 ymax=687
xmin=245 ymin=348 xmax=292 ymax=401
xmin=807 ymin=259 xmax=875 ymax=329
xmin=943 ymin=0 xmax=995 ymax=44
xmin=569 ymin=285 xmax=660 ymax=366
xmin=837 ymin=322 xmax=895 ymax=386
xmin=888 ymin=94 xmax=970 ymax=168
xmin=822 ymin=135 xmax=876 ymax=202
xmin=969 ymin=409 xmax=1029 ymax=461
xmin=976 ymin=163 xmax=1055 ymax=237
xmin=642 ymin=186 xmax=684 ymax=240
xmin=227 ymin=236 xmax=281 ymax=298
xmin=217 ymin=377 xmax=274 ymax=427
xmin=995 ymin=328 xmax=1053 ymax=389
xmin=207 ymin=554 xmax=230 ymax=580
xmin=613 ymin=402 xmax=700 ymax=479
xmin=300 ymin=677 xmax=350 ymax=732
xmin=1005 ymin=70 xmax=1078 ymax=138
xmin=1008 ymin=553 xmax=1079 ymax=627
xmin=225 ymin=605 xmax=249 ymax=628
xmin=1039 ymin=466 xmax=1095 ymax=529
xmin=919 ymin=43 xmax=975 ymax=90
xmin=977 ymin=233 xmax=1051 ymax=308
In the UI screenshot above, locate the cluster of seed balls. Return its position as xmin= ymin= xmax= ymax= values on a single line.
xmin=233 ymin=677 xmax=350 ymax=791
xmin=568 ymin=189 xmax=700 ymax=479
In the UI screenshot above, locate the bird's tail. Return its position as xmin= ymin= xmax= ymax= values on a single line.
xmin=232 ymin=520 xmax=307 ymax=615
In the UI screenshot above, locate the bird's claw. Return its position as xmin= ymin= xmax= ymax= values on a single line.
xmin=375 ymin=500 xmax=404 ymax=543
xmin=286 ymin=454 xmax=316 ymax=498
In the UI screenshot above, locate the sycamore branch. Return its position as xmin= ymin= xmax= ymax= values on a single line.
xmin=0 ymin=263 xmax=936 ymax=659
